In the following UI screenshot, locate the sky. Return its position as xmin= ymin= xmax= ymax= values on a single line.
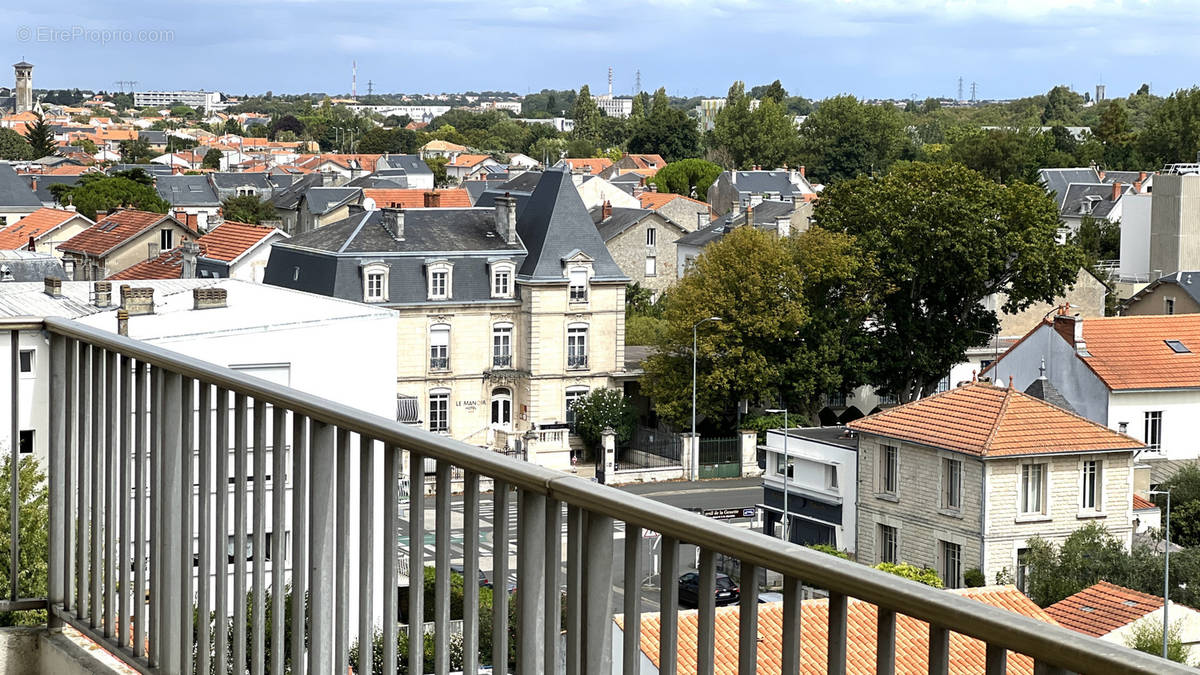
xmin=6 ymin=0 xmax=1199 ymax=101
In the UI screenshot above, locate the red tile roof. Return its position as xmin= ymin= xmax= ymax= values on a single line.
xmin=638 ymin=191 xmax=714 ymax=216
xmin=361 ymin=189 xmax=471 ymax=209
xmin=446 ymin=153 xmax=492 ymax=168
xmin=1045 ymin=581 xmax=1163 ymax=638
xmin=1069 ymin=315 xmax=1200 ymax=390
xmin=847 ymin=382 xmax=1144 ymax=457
xmin=57 ymin=210 xmax=185 ymax=257
xmin=106 ymin=250 xmax=187 ymax=280
xmin=197 ymin=221 xmax=281 ymax=263
xmin=0 ymin=208 xmax=88 ymax=249
xmin=1133 ymin=494 xmax=1156 ymax=510
xmin=620 ymin=586 xmax=1055 ymax=674
xmin=562 ymin=157 xmax=613 ymax=175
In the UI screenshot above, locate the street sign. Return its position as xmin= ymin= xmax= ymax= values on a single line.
xmin=702 ymin=507 xmax=757 ymax=520
xmin=643 ymin=528 xmax=659 ymax=539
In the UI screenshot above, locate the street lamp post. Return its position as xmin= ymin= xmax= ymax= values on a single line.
xmin=765 ymin=408 xmax=789 ymax=542
xmin=1150 ymin=489 xmax=1172 ymax=659
xmin=691 ymin=317 xmax=722 ymax=480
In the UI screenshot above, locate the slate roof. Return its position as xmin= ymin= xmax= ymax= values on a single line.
xmin=725 ymin=170 xmax=815 ymax=198
xmin=157 ymin=174 xmax=220 ymax=206
xmin=0 ymin=208 xmax=90 ymax=249
xmin=106 ymin=164 xmax=173 ymax=177
xmin=282 ymin=208 xmax=520 ymax=255
xmin=0 ymin=250 xmax=67 ymax=282
xmin=1058 ymin=183 xmax=1129 ymax=219
xmin=462 ymin=179 xmax=508 ymax=205
xmin=1023 ymin=374 xmax=1075 ymax=413
xmin=22 ymin=175 xmax=79 ymax=204
xmin=210 ymin=172 xmax=273 ymax=190
xmin=1124 ymin=271 xmax=1200 ymax=309
xmin=268 ymin=174 xmax=323 ymax=210
xmin=1045 ymin=581 xmax=1163 ymax=638
xmin=346 ymin=174 xmax=408 ymax=189
xmin=676 ymin=200 xmax=795 ymax=248
xmin=847 ymin=381 xmax=1144 ymax=457
xmin=301 ymin=187 xmax=360 ymax=215
xmin=138 ymin=130 xmax=168 ymax=144
xmin=376 ymin=154 xmax=432 ymax=176
xmin=1038 ymin=168 xmax=1099 ymax=207
xmin=473 ymin=172 xmax=543 ymax=210
xmin=514 ymin=169 xmax=627 ymax=282
xmin=589 ymin=206 xmax=684 ymax=242
xmin=620 ymin=586 xmax=1056 ymax=675
xmin=57 ymin=210 xmax=187 ymax=257
xmin=0 ymin=163 xmax=43 ymax=208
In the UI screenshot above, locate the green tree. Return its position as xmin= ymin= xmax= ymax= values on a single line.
xmin=565 ymin=138 xmax=597 ymax=158
xmin=119 ymin=137 xmax=155 ymax=164
xmin=0 ymin=456 xmax=49 ymax=626
xmin=796 ymin=95 xmax=910 ymax=183
xmin=1068 ymin=215 xmax=1122 ymax=268
xmin=1042 ymin=85 xmax=1084 ymax=125
xmin=202 ymin=148 xmax=223 ymax=169
xmin=1139 ymin=87 xmax=1200 ymax=167
xmin=23 ymin=110 xmax=57 ymax=159
xmin=946 ymin=127 xmax=1051 ymax=184
xmin=569 ymin=389 xmax=635 ymax=452
xmin=222 ymin=195 xmax=277 ymax=224
xmin=626 ymin=88 xmax=701 ymax=162
xmin=1124 ymin=618 xmax=1192 ymax=664
xmin=571 ymin=84 xmax=602 ymax=145
xmin=1154 ymin=462 xmax=1200 ymax=546
xmin=643 ymin=226 xmax=873 ymax=428
xmin=650 ymin=158 xmax=722 ymax=200
xmin=49 ymin=172 xmax=170 ymax=220
xmin=873 ymin=563 xmax=944 ymax=588
xmin=759 ymin=80 xmax=787 ymax=104
xmin=711 ymin=81 xmax=799 ymax=169
xmin=0 ymin=128 xmax=32 ymax=160
xmin=223 ymin=118 xmax=245 ymax=136
xmin=357 ymin=127 xmax=419 ymax=154
xmin=426 ymin=156 xmax=450 ymax=187
xmin=69 ymin=137 xmax=97 ymax=155
xmin=1093 ymin=100 xmax=1136 ymax=169
xmin=1025 ymin=523 xmax=1140 ymax=607
xmin=815 ymin=162 xmax=1082 ymax=402
xmin=269 ymin=114 xmax=305 ymax=139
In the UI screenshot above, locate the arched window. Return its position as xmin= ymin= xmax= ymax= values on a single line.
xmin=491 ymin=387 xmax=512 ymax=427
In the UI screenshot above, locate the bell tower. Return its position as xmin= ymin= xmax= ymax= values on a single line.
xmin=13 ymin=61 xmax=33 ymax=113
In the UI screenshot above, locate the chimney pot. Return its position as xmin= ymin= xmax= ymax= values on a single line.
xmin=193 ymin=287 xmax=227 ymax=310
xmin=1111 ymin=181 xmax=1123 ymax=201
xmin=1139 ymin=171 xmax=1148 ymax=182
xmin=495 ymin=196 xmax=518 ymax=245
xmin=119 ymin=285 xmax=155 ymax=316
xmin=729 ymin=200 xmax=740 ymax=217
xmin=1134 ymin=180 xmax=1143 ymax=193
xmin=799 ymin=165 xmax=806 ymax=178
xmin=43 ymin=277 xmax=62 ymax=298
xmin=116 ymin=309 xmax=129 ymax=336
xmin=424 ymin=191 xmax=440 ymax=208
xmin=93 ymin=281 xmax=111 ymax=307
xmin=27 ymin=236 xmax=35 ymax=252
xmin=601 ymin=200 xmax=612 ymax=221
xmin=382 ymin=208 xmax=405 ymax=240
xmin=1098 ymin=169 xmax=1106 ymax=181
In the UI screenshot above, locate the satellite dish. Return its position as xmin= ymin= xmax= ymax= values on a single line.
xmin=362 ymin=197 xmax=378 ymax=211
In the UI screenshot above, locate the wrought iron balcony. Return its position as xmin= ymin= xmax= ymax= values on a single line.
xmin=492 ymin=353 xmax=513 ymax=369
xmin=429 ymin=355 xmax=450 ymax=371
xmin=0 ymin=316 xmax=1188 ymax=675
xmin=567 ymin=354 xmax=588 ymax=370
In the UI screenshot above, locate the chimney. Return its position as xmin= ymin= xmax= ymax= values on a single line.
xmin=494 ymin=195 xmax=518 ymax=244
xmin=1134 ymin=179 xmax=1143 ymax=194
xmin=744 ymin=204 xmax=754 ymax=227
xmin=1052 ymin=311 xmax=1087 ymax=354
xmin=424 ymin=191 xmax=441 ymax=208
xmin=1139 ymin=171 xmax=1148 ymax=182
xmin=697 ymin=212 xmax=707 ymax=231
xmin=799 ymin=165 xmax=806 ymax=178
xmin=43 ymin=277 xmax=62 ymax=298
xmin=93 ymin=281 xmax=111 ymax=307
xmin=776 ymin=216 xmax=790 ymax=238
xmin=648 ymin=182 xmax=658 ymax=193
xmin=193 ymin=287 xmax=227 ymax=310
xmin=729 ymin=200 xmax=740 ymax=217
xmin=1111 ymin=181 xmax=1123 ymax=201
xmin=30 ymin=177 xmax=37 ymax=192
xmin=27 ymin=236 xmax=35 ymax=252
xmin=180 ymin=240 xmax=200 ymax=279
xmin=381 ymin=208 xmax=405 ymax=240
xmin=116 ymin=309 xmax=129 ymax=336
xmin=1097 ymin=169 xmax=1106 ymax=182
xmin=730 ymin=171 xmax=737 ymax=185
xmin=119 ymin=285 xmax=155 ymax=316
xmin=601 ymin=200 xmax=612 ymax=221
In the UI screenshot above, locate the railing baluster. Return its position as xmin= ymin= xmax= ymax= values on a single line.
xmin=517 ymin=489 xmax=546 ymax=674
xmin=565 ymin=505 xmax=583 ymax=675
xmin=462 ymin=471 xmax=480 ymax=675
xmin=132 ymin=361 xmax=146 ymax=658
xmin=334 ymin=428 xmax=350 ymax=675
xmin=180 ymin=377 xmax=195 ymax=675
xmin=214 ymin=388 xmax=230 ymax=675
xmin=828 ymin=591 xmax=848 ymax=675
xmin=623 ymin=524 xmax=642 ymax=675
xmin=104 ymin=350 xmax=117 ymax=640
xmin=48 ymin=333 xmax=68 ymax=624
xmin=197 ymin=383 xmax=212 ymax=675
xmin=781 ymin=575 xmax=801 ymax=675
xmin=233 ymin=393 xmax=248 ymax=675
xmin=985 ymin=643 xmax=1008 ymax=675
xmin=356 ymin=435 xmax=374 ymax=675
xmin=252 ymin=400 xmax=267 ymax=675
xmin=697 ymin=549 xmax=716 ymax=675
xmin=60 ymin=338 xmax=77 ymax=617
xmin=877 ymin=607 xmax=897 ymax=675
xmin=583 ymin=511 xmax=613 ymax=675
xmin=407 ymin=451 xmax=426 ymax=675
xmin=90 ymin=346 xmax=101 ymax=631
xmin=491 ymin=479 xmax=510 ymax=675
xmin=544 ymin=499 xmax=562 ymax=673
xmin=434 ymin=460 xmax=452 ymax=675
xmin=76 ymin=345 xmax=89 ymax=627
xmin=658 ymin=535 xmax=679 ymax=675
xmin=738 ymin=562 xmax=759 ymax=674
xmin=290 ymin=415 xmax=309 ymax=675
xmin=159 ymin=371 xmax=183 ymax=675
xmin=117 ymin=355 xmax=131 ymax=648
xmin=271 ymin=408 xmax=287 ymax=675
xmin=308 ymin=421 xmax=336 ymax=675
xmin=929 ymin=623 xmax=950 ymax=675
xmin=381 ymin=443 xmax=398 ymax=675
xmin=148 ymin=365 xmax=159 ymax=666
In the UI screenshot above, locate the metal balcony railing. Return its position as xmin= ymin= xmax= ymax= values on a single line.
xmin=492 ymin=353 xmax=512 ymax=369
xmin=0 ymin=316 xmax=1193 ymax=675
xmin=567 ymin=354 xmax=588 ymax=370
xmin=429 ymin=355 xmax=449 ymax=371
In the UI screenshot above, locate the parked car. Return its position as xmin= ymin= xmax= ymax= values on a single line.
xmin=678 ymin=571 xmax=740 ymax=608
xmin=450 ymin=563 xmax=491 ymax=588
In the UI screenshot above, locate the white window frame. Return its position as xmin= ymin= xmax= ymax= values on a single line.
xmin=1144 ymin=411 xmax=1163 ymax=451
xmin=489 ymin=260 xmax=515 ymax=299
xmin=565 ymin=386 xmax=589 ymax=428
xmin=1019 ymin=462 xmax=1048 ymax=518
xmin=567 ymin=323 xmax=588 ymax=370
xmin=1080 ymin=458 xmax=1104 ymax=513
xmin=941 ymin=456 xmax=962 ymax=512
xmin=426 ymin=260 xmax=453 ymax=301
xmin=160 ymin=228 xmax=174 ymax=251
xmin=361 ymin=261 xmax=390 ymax=303
xmin=644 ymin=256 xmax=656 ymax=277
xmin=492 ymin=322 xmax=513 ymax=368
xmin=878 ymin=444 xmax=898 ymax=497
xmin=428 ymin=389 xmax=450 ymax=434
xmin=878 ymin=524 xmax=898 ymax=565
xmin=429 ymin=324 xmax=450 ymax=371
xmin=646 ymin=227 xmax=657 ymax=247
xmin=568 ymin=268 xmax=588 ymax=303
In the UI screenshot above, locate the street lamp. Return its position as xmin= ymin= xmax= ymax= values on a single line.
xmin=765 ymin=408 xmax=790 ymax=543
xmin=1150 ymin=488 xmax=1172 ymax=659
xmin=691 ymin=317 xmax=722 ymax=479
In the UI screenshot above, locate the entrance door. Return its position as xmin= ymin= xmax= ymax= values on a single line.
xmin=491 ymin=388 xmax=512 ymax=428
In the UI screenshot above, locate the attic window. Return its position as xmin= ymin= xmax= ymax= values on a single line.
xmin=1080 ymin=606 xmax=1095 ymax=613
xmin=1166 ymin=340 xmax=1190 ymax=354
xmin=1122 ymin=600 xmax=1140 ymax=607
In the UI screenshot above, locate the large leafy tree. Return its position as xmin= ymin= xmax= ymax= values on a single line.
xmin=1092 ymin=100 xmax=1137 ymax=169
xmin=202 ymin=148 xmax=223 ymax=169
xmin=570 ymin=84 xmax=602 ymax=145
xmin=49 ymin=170 xmax=170 ymax=220
xmin=0 ymin=456 xmax=48 ymax=626
xmin=711 ymin=81 xmax=799 ymax=169
xmin=1153 ymin=462 xmax=1200 ymax=546
xmin=1139 ymin=87 xmax=1200 ymax=167
xmin=649 ymin=158 xmax=722 ymax=200
xmin=626 ymin=88 xmax=700 ymax=162
xmin=119 ymin=137 xmax=155 ymax=164
xmin=643 ymin=226 xmax=873 ymax=428
xmin=815 ymin=162 xmax=1083 ymax=402
xmin=0 ymin=128 xmax=32 ymax=161
xmin=946 ymin=126 xmax=1052 ymax=184
xmin=22 ymin=110 xmax=57 ymax=159
xmin=356 ymin=127 xmax=419 ymax=154
xmin=222 ymin=195 xmax=278 ymax=224
xmin=795 ymin=95 xmax=910 ymax=183
xmin=1024 ymin=523 xmax=1159 ymax=607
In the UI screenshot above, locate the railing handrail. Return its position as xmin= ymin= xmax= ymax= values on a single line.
xmin=9 ymin=316 xmax=1191 ymax=674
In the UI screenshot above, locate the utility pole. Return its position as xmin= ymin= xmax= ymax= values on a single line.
xmin=367 ymin=80 xmax=374 ymax=97
xmin=970 ymin=81 xmax=978 ymax=103
xmin=957 ymin=77 xmax=963 ymax=102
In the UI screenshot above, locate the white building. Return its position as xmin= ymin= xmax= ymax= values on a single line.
xmin=134 ymin=90 xmax=222 ymax=110
xmin=594 ymin=95 xmax=633 ymax=119
xmin=760 ymin=427 xmax=858 ymax=553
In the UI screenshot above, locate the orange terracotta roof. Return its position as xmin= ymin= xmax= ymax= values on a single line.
xmin=43 ymin=165 xmax=93 ymax=176
xmin=58 ymin=210 xmax=184 ymax=257
xmin=361 ymin=189 xmax=471 ymax=209
xmin=620 ymin=586 xmax=1055 ymax=674
xmin=446 ymin=153 xmax=492 ymax=168
xmin=421 ymin=140 xmax=468 ymax=152
xmin=562 ymin=157 xmax=613 ymax=175
xmin=197 ymin=221 xmax=280 ymax=263
xmin=1065 ymin=315 xmax=1200 ymax=390
xmin=638 ymin=191 xmax=714 ymax=216
xmin=308 ymin=153 xmax=383 ymax=173
xmin=1045 ymin=581 xmax=1162 ymax=638
xmin=625 ymin=153 xmax=667 ymax=170
xmin=0 ymin=208 xmax=88 ymax=249
xmin=1133 ymin=494 xmax=1156 ymax=510
xmin=847 ymin=382 xmax=1144 ymax=457
xmin=106 ymin=249 xmax=187 ymax=280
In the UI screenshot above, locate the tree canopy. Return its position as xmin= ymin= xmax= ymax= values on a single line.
xmin=0 ymin=128 xmax=32 ymax=161
xmin=49 ymin=171 xmax=170 ymax=220
xmin=222 ymin=195 xmax=278 ymax=224
xmin=815 ymin=161 xmax=1083 ymax=402
xmin=649 ymin=159 xmax=722 ymax=200
xmin=626 ymin=88 xmax=700 ymax=162
xmin=796 ymin=95 xmax=911 ymax=183
xmin=711 ymin=81 xmax=800 ymax=169
xmin=22 ymin=111 xmax=57 ymax=159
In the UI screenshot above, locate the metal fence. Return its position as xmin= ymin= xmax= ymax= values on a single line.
xmin=1 ymin=316 xmax=1194 ymax=675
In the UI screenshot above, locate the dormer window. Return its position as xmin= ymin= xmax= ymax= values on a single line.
xmin=569 ymin=268 xmax=588 ymax=303
xmin=361 ymin=261 xmax=390 ymax=303
xmin=489 ymin=260 xmax=516 ymax=299
xmin=425 ymin=259 xmax=453 ymax=301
